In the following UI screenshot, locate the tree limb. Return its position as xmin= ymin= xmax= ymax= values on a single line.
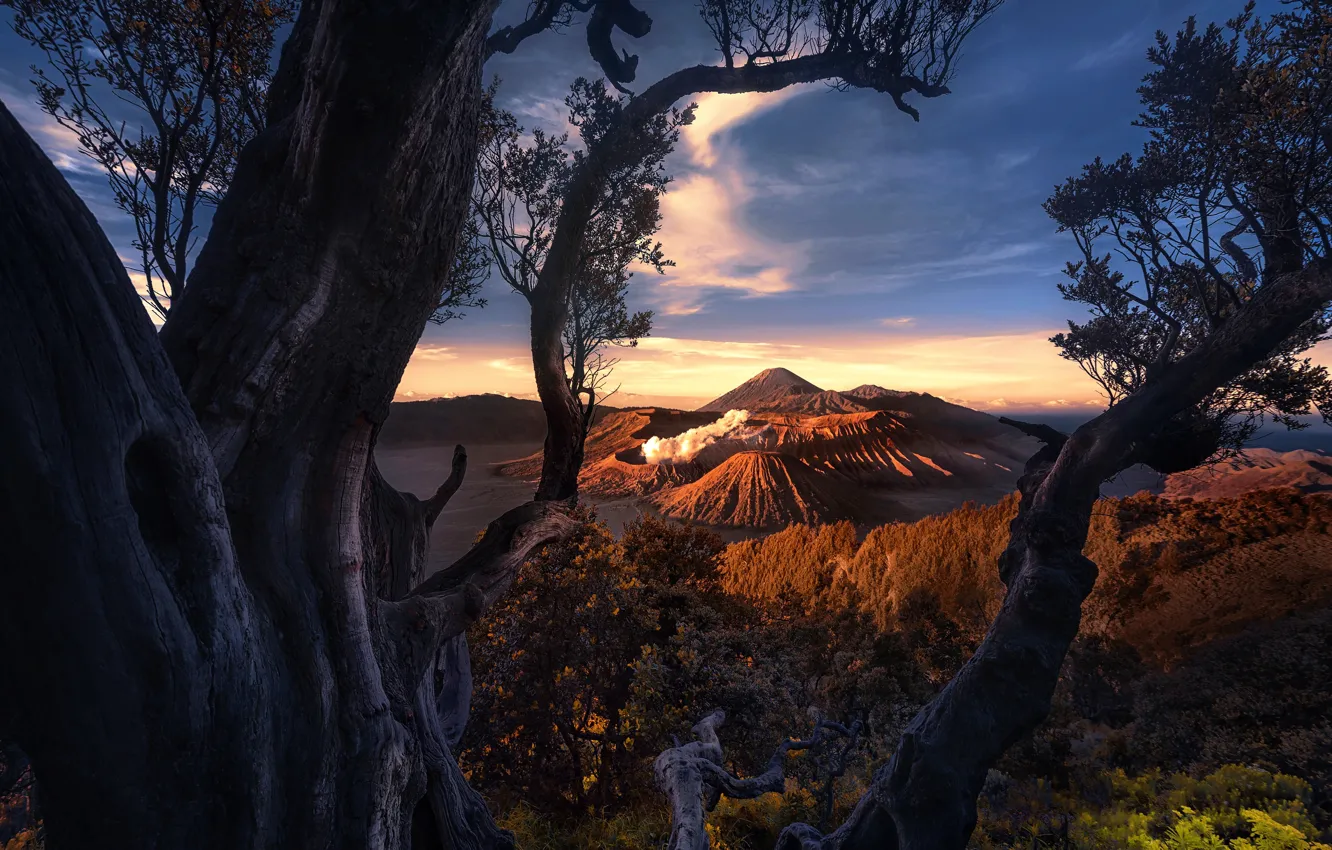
xmin=424 ymin=444 xmax=469 ymax=525
xmin=485 ymin=0 xmax=595 ymax=59
xmin=997 ymin=417 xmax=1067 ymax=447
xmin=382 ymin=501 xmax=578 ymax=694
xmin=655 ymin=710 xmax=851 ymax=850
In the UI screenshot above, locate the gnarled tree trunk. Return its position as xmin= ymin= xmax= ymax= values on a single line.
xmin=0 ymin=0 xmax=582 ymax=846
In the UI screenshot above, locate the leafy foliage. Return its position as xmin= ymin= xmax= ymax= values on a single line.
xmin=1044 ymin=2 xmax=1332 ymax=466
xmin=461 ymin=511 xmax=930 ymax=824
xmin=5 ymin=0 xmax=296 ymax=319
xmin=0 ymin=741 xmax=39 ymax=850
xmin=696 ymin=0 xmax=1001 ymax=118
xmin=973 ymin=765 xmax=1332 ymax=849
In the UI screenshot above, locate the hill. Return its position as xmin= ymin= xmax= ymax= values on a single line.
xmin=648 ymin=452 xmax=869 ymax=528
xmin=1161 ymin=448 xmax=1332 ymax=499
xmin=1103 ymin=448 xmax=1332 ymax=501
xmin=721 ymin=488 xmax=1332 ymax=665
xmin=380 ymin=393 xmax=619 ymax=446
xmin=380 ymin=394 xmax=549 ymax=446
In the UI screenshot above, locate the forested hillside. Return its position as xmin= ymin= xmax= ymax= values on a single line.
xmin=456 ymin=490 xmax=1332 ymax=849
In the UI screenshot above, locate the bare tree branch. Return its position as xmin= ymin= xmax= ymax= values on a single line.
xmin=656 ymin=710 xmax=853 ymax=850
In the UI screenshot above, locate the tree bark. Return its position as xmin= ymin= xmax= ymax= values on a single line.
xmin=0 ymin=0 xmax=585 ymax=846
xmin=0 ymin=96 xmax=268 ymax=848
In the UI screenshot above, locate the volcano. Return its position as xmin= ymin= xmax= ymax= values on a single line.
xmin=697 ymin=367 xmax=824 ymax=412
xmin=648 ymin=452 xmax=868 ymax=528
xmin=500 ymin=369 xmax=1039 ymax=529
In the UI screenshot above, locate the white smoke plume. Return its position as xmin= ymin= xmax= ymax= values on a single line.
xmin=641 ymin=409 xmax=752 ymax=464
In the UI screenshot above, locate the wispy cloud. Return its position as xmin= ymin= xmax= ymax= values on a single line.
xmin=681 ymin=87 xmax=809 ymax=168
xmin=501 ymin=89 xmax=580 ymax=139
xmin=995 ymin=148 xmax=1037 ymax=172
xmin=0 ymin=81 xmax=97 ymax=175
xmin=880 ymin=316 xmax=915 ymax=327
xmin=647 ymin=89 xmax=814 ymax=310
xmin=413 ymin=344 xmax=458 ymax=361
xmin=486 ymin=357 xmax=530 ymax=374
xmin=1072 ymin=31 xmax=1140 ymax=72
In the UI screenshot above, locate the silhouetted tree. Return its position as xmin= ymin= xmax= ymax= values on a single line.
xmin=434 ymin=213 xmax=492 ymax=325
xmin=1044 ymin=2 xmax=1332 ymax=465
xmin=472 ymin=79 xmax=671 ymax=440
xmin=4 ymin=0 xmax=297 ymax=319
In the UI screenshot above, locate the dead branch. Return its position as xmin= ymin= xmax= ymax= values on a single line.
xmin=424 ymin=444 xmax=469 ymax=525
xmin=655 ymin=710 xmax=851 ymax=850
xmin=997 ymin=417 xmax=1068 ymax=447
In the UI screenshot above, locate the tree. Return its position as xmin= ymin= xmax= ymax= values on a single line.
xmin=1044 ymin=4 xmax=1332 ymax=465
xmin=0 ymin=0 xmax=656 ymax=847
xmin=517 ymin=0 xmax=1005 ymax=500
xmin=461 ymin=514 xmax=733 ymax=815
xmin=4 ymin=0 xmax=297 ymax=320
xmin=434 ymin=213 xmax=492 ymax=325
xmin=732 ymin=4 xmax=1330 ymax=847
xmin=472 ymin=78 xmax=671 ymax=441
xmin=564 ymin=257 xmax=654 ymax=431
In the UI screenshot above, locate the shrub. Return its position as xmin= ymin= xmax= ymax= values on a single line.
xmin=973 ymin=765 xmax=1331 ymax=850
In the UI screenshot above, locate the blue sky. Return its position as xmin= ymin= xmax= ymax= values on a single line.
xmin=3 ymin=0 xmax=1310 ymax=411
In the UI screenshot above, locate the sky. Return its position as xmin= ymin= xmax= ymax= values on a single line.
xmin=3 ymin=0 xmax=1324 ymax=413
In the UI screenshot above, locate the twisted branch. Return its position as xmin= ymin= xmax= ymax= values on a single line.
xmin=655 ymin=710 xmax=853 ymax=850
xmin=381 ymin=501 xmax=577 ymax=697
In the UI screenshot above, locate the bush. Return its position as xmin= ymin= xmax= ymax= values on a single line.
xmin=974 ymin=765 xmax=1331 ymax=849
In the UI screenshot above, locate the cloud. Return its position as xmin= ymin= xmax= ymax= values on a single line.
xmin=880 ymin=316 xmax=915 ymax=327
xmin=682 ymin=87 xmax=809 ymax=168
xmin=0 ymin=82 xmax=97 ymax=175
xmin=851 ymin=240 xmax=1055 ymax=291
xmin=635 ymin=336 xmax=805 ymax=361
xmin=486 ymin=357 xmax=530 ymax=374
xmin=649 ymin=89 xmax=814 ymax=308
xmin=660 ymin=299 xmax=704 ymax=316
xmin=124 ymin=269 xmax=166 ymax=328
xmin=1072 ymin=31 xmax=1139 ymax=72
xmin=995 ymin=149 xmax=1037 ymax=172
xmin=501 ymin=90 xmax=580 ymax=139
xmin=413 ymin=344 xmax=458 ymax=361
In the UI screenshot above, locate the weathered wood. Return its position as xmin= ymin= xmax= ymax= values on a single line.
xmin=368 ymin=445 xmax=468 ymax=601
xmin=0 ymin=96 xmax=265 ymax=848
xmin=384 ymin=501 xmax=577 ymax=696
xmin=656 ymin=711 xmax=848 ymax=850
xmin=0 ymin=3 xmax=578 ymax=840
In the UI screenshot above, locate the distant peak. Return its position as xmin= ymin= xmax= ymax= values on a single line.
xmin=696 ymin=367 xmax=824 ymax=412
xmin=751 ymin=367 xmax=812 ymax=384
